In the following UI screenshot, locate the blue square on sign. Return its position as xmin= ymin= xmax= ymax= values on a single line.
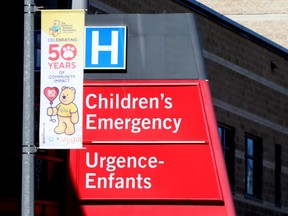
xmin=85 ymin=26 xmax=127 ymax=70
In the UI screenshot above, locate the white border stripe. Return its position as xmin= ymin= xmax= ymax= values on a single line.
xmin=91 ymin=140 xmax=208 ymax=144
xmin=213 ymin=98 xmax=288 ymax=135
xmin=203 ymin=50 xmax=288 ymax=96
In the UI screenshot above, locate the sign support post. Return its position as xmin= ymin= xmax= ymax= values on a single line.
xmin=22 ymin=1 xmax=37 ymax=216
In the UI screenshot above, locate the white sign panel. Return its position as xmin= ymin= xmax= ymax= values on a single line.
xmin=39 ymin=10 xmax=85 ymax=149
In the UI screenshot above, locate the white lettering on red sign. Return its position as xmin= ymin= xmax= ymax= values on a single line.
xmin=84 ymin=93 xmax=182 ymax=133
xmin=85 ymin=152 xmax=165 ymax=189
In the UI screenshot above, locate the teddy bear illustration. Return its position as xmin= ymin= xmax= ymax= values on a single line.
xmin=47 ymin=86 xmax=79 ymax=135
xmin=49 ymin=19 xmax=61 ymax=37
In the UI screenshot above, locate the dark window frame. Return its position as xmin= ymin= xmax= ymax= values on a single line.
xmin=244 ymin=133 xmax=263 ymax=200
xmin=218 ymin=123 xmax=235 ymax=192
xmin=275 ymin=144 xmax=281 ymax=207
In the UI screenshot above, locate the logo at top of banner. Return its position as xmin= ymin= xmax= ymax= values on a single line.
xmin=85 ymin=26 xmax=127 ymax=70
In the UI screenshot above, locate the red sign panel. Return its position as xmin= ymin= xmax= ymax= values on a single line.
xmin=83 ymin=81 xmax=208 ymax=143
xmin=69 ymin=80 xmax=226 ymax=203
xmin=70 ymin=144 xmax=222 ymax=200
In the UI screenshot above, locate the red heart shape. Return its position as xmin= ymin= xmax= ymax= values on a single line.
xmin=44 ymin=87 xmax=59 ymax=102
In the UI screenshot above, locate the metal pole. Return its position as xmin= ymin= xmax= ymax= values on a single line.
xmin=22 ymin=0 xmax=37 ymax=216
xmin=72 ymin=0 xmax=88 ymax=9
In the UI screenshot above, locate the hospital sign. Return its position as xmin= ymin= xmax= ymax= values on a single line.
xmin=85 ymin=26 xmax=127 ymax=70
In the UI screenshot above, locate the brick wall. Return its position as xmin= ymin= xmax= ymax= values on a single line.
xmin=196 ymin=0 xmax=288 ymax=48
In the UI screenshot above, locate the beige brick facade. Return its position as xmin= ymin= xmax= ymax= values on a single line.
xmin=196 ymin=0 xmax=288 ymax=49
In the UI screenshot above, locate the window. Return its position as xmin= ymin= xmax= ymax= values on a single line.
xmin=275 ymin=144 xmax=281 ymax=207
xmin=218 ymin=123 xmax=235 ymax=192
xmin=245 ymin=134 xmax=262 ymax=199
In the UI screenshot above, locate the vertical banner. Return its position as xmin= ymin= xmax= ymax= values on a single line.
xmin=39 ymin=10 xmax=84 ymax=149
